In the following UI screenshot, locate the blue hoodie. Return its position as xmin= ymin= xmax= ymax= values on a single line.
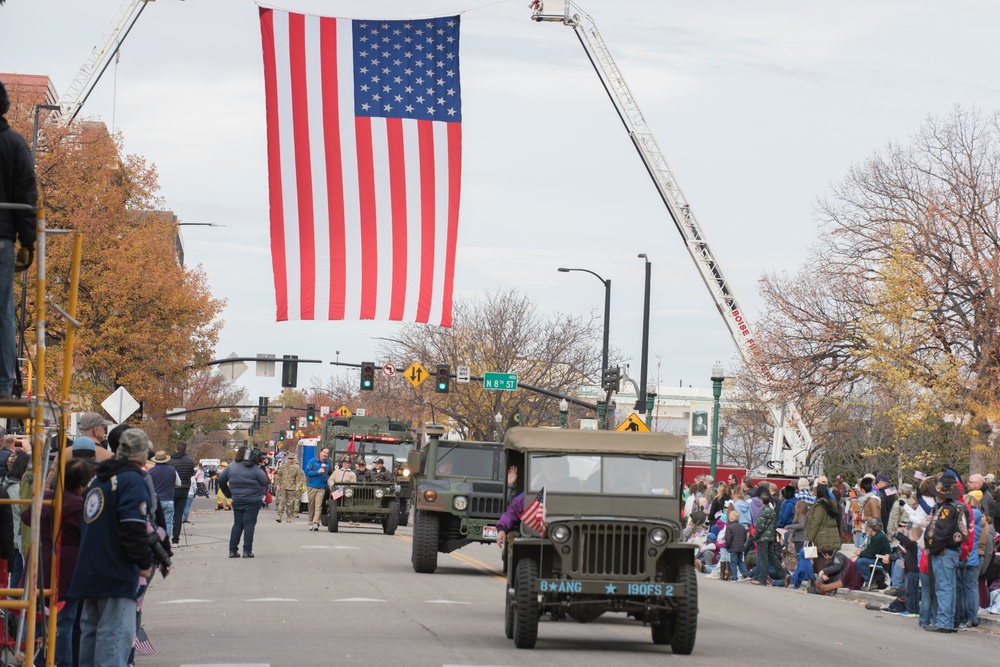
xmin=733 ymin=499 xmax=752 ymax=527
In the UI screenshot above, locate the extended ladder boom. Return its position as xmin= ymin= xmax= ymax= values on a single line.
xmin=532 ymin=1 xmax=815 ymax=475
xmin=58 ymin=0 xmax=154 ymax=125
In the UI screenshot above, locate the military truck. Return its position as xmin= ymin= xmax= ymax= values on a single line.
xmin=324 ymin=451 xmax=401 ymax=535
xmin=320 ymin=415 xmax=418 ymax=525
xmin=408 ymin=426 xmax=505 ymax=573
xmin=501 ymin=427 xmax=696 ymax=653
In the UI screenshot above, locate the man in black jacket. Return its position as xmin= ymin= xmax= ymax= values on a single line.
xmin=0 ymin=80 xmax=37 ymax=400
xmin=167 ymin=442 xmax=195 ymax=545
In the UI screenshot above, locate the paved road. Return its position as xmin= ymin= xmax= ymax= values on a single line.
xmin=139 ymin=498 xmax=998 ymax=666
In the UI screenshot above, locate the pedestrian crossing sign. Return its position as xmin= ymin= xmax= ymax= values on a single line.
xmin=615 ymin=412 xmax=650 ymax=432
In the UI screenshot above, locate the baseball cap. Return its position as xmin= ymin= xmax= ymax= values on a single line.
xmin=374 ymin=458 xmax=384 ymax=465
xmin=78 ymin=412 xmax=113 ymax=432
xmin=71 ymin=436 xmax=96 ymax=453
xmin=876 ymin=475 xmax=891 ymax=484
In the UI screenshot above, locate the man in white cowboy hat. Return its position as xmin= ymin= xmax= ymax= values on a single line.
xmin=147 ymin=449 xmax=181 ymax=535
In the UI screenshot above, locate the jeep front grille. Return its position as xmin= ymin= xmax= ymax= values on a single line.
xmin=347 ymin=487 xmax=379 ymax=508
xmin=570 ymin=523 xmax=648 ymax=577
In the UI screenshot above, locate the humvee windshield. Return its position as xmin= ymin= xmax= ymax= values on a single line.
xmin=331 ymin=438 xmax=413 ymax=463
xmin=528 ymin=453 xmax=677 ymax=496
xmin=435 ymin=445 xmax=494 ymax=478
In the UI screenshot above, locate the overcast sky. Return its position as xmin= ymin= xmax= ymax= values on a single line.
xmin=4 ymin=0 xmax=1000 ymax=406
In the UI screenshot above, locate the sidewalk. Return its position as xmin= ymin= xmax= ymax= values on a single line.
xmin=831 ymin=586 xmax=1000 ymax=631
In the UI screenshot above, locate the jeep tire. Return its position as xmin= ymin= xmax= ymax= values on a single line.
xmin=398 ymin=498 xmax=409 ymax=526
xmin=504 ymin=588 xmax=515 ymax=639
xmin=669 ymin=563 xmax=698 ymax=654
xmin=513 ymin=557 xmax=540 ymax=649
xmin=412 ymin=510 xmax=439 ymax=573
xmin=327 ymin=504 xmax=339 ymax=533
xmin=383 ymin=500 xmax=400 ymax=535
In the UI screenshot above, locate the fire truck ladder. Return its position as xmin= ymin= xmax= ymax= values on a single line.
xmin=531 ymin=1 xmax=816 ymax=475
xmin=0 ymin=201 xmax=84 ymax=666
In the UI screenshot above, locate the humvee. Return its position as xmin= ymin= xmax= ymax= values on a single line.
xmin=501 ymin=427 xmax=696 ymax=653
xmin=408 ymin=426 xmax=505 ymax=573
xmin=324 ymin=452 xmax=401 ymax=535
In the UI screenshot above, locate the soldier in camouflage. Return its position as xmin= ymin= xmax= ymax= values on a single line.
xmin=275 ymin=454 xmax=306 ymax=523
xmin=369 ymin=458 xmax=393 ymax=483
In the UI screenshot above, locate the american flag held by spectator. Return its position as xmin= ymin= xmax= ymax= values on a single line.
xmin=259 ymin=8 xmax=463 ymax=326
xmin=520 ymin=488 xmax=547 ymax=536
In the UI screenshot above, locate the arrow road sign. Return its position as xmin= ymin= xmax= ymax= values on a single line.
xmin=405 ymin=361 xmax=429 ymax=388
xmin=456 ymin=365 xmax=470 ymax=383
xmin=383 ymin=363 xmax=396 ymax=376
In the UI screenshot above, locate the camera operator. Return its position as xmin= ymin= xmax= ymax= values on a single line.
xmin=218 ymin=446 xmax=269 ymax=559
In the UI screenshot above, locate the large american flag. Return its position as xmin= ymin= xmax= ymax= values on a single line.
xmin=259 ymin=8 xmax=463 ymax=326
xmin=520 ymin=488 xmax=547 ymax=536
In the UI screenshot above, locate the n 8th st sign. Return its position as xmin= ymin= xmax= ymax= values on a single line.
xmin=483 ymin=372 xmax=518 ymax=391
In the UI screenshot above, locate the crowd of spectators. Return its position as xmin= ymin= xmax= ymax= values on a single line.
xmin=683 ymin=466 xmax=999 ymax=632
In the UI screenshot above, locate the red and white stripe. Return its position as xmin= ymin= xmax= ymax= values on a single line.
xmin=260 ymin=8 xmax=462 ymax=326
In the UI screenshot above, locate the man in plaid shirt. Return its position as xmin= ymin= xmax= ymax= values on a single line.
xmin=795 ymin=478 xmax=816 ymax=506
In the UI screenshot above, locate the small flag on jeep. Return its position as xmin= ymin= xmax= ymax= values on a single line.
xmin=332 ymin=487 xmax=344 ymax=501
xmin=520 ymin=488 xmax=547 ymax=536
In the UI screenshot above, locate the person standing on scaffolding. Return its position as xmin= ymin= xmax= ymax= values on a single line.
xmin=0 ymin=80 xmax=37 ymax=400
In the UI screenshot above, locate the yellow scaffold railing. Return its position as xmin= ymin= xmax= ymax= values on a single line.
xmin=0 ymin=200 xmax=83 ymax=667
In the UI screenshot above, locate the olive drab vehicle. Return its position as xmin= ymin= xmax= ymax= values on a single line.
xmin=501 ymin=427 xmax=697 ymax=653
xmin=324 ymin=451 xmax=403 ymax=535
xmin=408 ymin=426 xmax=505 ymax=573
xmin=320 ymin=415 xmax=418 ymax=525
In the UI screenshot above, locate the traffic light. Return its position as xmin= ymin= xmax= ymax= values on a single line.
xmin=601 ymin=367 xmax=610 ymax=390
xmin=609 ymin=366 xmax=621 ymax=392
xmin=435 ymin=365 xmax=450 ymax=393
xmin=248 ymin=428 xmax=255 ymax=437
xmin=252 ymin=416 xmax=260 ymax=430
xmin=279 ymin=430 xmax=286 ymax=441
xmin=258 ymin=396 xmax=269 ymax=417
xmin=307 ymin=403 xmax=316 ymax=422
xmin=281 ymin=354 xmax=299 ymax=388
xmin=361 ymin=361 xmax=375 ymax=391
xmin=289 ymin=416 xmax=297 ymax=430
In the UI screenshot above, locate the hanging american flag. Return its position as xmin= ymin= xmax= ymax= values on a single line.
xmin=134 ymin=626 xmax=155 ymax=655
xmin=520 ymin=488 xmax=547 ymax=536
xmin=259 ymin=8 xmax=463 ymax=326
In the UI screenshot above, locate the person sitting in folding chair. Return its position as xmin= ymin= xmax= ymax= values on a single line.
xmin=852 ymin=517 xmax=892 ymax=590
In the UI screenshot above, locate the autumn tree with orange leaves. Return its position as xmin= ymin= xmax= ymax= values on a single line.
xmin=6 ymin=91 xmax=225 ymax=437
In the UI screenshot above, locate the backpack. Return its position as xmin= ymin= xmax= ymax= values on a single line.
xmin=925 ymin=500 xmax=968 ymax=555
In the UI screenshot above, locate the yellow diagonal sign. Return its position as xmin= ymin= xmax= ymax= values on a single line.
xmin=404 ymin=361 xmax=429 ymax=388
xmin=615 ymin=412 xmax=650 ymax=432
xmin=335 ymin=405 xmax=352 ymax=418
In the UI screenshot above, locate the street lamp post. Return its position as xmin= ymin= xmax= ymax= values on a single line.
xmin=494 ymin=412 xmax=502 ymax=441
xmin=636 ymin=254 xmax=651 ymax=414
xmin=710 ymin=360 xmax=725 ymax=481
xmin=559 ymin=398 xmax=569 ymax=428
xmin=557 ymin=266 xmax=611 ymax=391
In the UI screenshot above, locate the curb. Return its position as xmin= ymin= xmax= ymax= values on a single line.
xmin=833 ymin=586 xmax=1000 ymax=631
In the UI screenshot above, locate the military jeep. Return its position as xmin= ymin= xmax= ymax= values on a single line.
xmin=409 ymin=427 xmax=505 ymax=573
xmin=324 ymin=452 xmax=401 ymax=535
xmin=501 ymin=427 xmax=696 ymax=653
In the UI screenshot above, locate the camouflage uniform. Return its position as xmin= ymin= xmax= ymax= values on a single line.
xmin=275 ymin=459 xmax=306 ymax=521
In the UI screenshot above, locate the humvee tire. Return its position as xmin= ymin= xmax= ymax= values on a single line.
xmin=513 ymin=558 xmax=540 ymax=649
xmin=383 ymin=500 xmax=400 ymax=535
xmin=670 ymin=563 xmax=698 ymax=654
xmin=412 ymin=510 xmax=439 ymax=573
xmin=504 ymin=589 xmax=515 ymax=639
xmin=398 ymin=498 xmax=409 ymax=526
xmin=327 ymin=505 xmax=339 ymax=533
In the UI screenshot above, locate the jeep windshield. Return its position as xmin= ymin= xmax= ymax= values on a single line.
xmin=435 ymin=445 xmax=495 ymax=478
xmin=528 ymin=453 xmax=676 ymax=496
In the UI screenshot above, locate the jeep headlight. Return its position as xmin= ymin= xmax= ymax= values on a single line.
xmin=375 ymin=489 xmax=384 ymax=499
xmin=344 ymin=488 xmax=354 ymax=498
xmin=402 ymin=469 xmax=411 ymax=477
xmin=453 ymin=495 xmax=468 ymax=511
xmin=550 ymin=524 xmax=570 ymax=543
xmin=649 ymin=528 xmax=668 ymax=546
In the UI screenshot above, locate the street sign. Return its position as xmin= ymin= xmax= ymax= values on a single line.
xmin=101 ymin=386 xmax=140 ymax=424
xmin=404 ymin=361 xmax=429 ymax=387
xmin=218 ymin=352 xmax=248 ymax=382
xmin=335 ymin=405 xmax=352 ymax=418
xmin=615 ymin=412 xmax=650 ymax=433
xmin=456 ymin=365 xmax=471 ymax=383
xmin=382 ymin=363 xmax=396 ymax=376
xmin=356 ymin=408 xmax=367 ymax=416
xmin=483 ymin=372 xmax=518 ymax=391
xmin=166 ymin=408 xmax=186 ymax=421
xmin=320 ymin=405 xmax=330 ymax=417
xmin=255 ymin=353 xmax=276 ymax=377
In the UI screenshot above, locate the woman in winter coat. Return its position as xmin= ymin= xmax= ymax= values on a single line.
xmin=731 ymin=485 xmax=752 ymax=528
xmin=806 ymin=483 xmax=843 ymax=554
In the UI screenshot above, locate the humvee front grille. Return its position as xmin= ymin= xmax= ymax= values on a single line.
xmin=570 ymin=523 xmax=648 ymax=577
xmin=469 ymin=495 xmax=503 ymax=518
